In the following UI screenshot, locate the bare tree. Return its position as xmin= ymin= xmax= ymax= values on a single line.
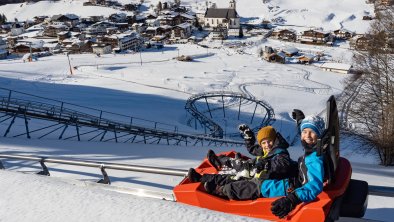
xmin=343 ymin=7 xmax=394 ymax=165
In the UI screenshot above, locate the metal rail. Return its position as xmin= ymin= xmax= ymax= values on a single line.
xmin=0 ymin=154 xmax=188 ymax=177
xmin=2 ymin=154 xmax=394 ymax=198
xmin=0 ymin=87 xmax=244 ymax=146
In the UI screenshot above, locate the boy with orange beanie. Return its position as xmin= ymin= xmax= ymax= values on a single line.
xmin=188 ymin=125 xmax=295 ymax=198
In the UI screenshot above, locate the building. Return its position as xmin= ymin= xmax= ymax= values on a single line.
xmin=171 ymin=23 xmax=192 ymax=39
xmin=299 ymin=29 xmax=332 ymax=45
xmin=51 ymin=14 xmax=80 ymax=28
xmin=210 ymin=25 xmax=228 ymax=40
xmin=204 ymin=0 xmax=240 ymax=29
xmin=43 ymin=24 xmax=69 ymax=37
xmin=271 ymin=29 xmax=297 ymax=41
xmin=11 ymin=23 xmax=25 ymax=36
xmin=110 ymin=31 xmax=141 ymax=51
xmin=320 ymin=62 xmax=352 ymax=74
xmin=92 ymin=44 xmax=112 ymax=55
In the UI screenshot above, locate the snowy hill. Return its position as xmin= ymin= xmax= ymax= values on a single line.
xmin=0 ymin=0 xmax=374 ymax=33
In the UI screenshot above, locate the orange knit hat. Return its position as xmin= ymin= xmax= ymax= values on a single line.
xmin=257 ymin=126 xmax=277 ymax=145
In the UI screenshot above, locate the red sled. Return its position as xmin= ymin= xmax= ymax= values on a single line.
xmin=173 ymin=151 xmax=367 ymax=221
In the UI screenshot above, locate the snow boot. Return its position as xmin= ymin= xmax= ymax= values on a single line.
xmin=207 ymin=149 xmax=221 ymax=171
xmin=187 ymin=168 xmax=202 ymax=183
xmin=204 ymin=180 xmax=226 ymax=198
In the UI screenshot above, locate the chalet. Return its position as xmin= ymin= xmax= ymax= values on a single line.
xmin=262 ymin=46 xmax=285 ymax=64
xmin=299 ymin=29 xmax=332 ymax=45
xmin=43 ymin=24 xmax=69 ymax=37
xmin=33 ymin=16 xmax=49 ymax=25
xmin=332 ymin=29 xmax=354 ymax=40
xmin=271 ymin=29 xmax=297 ymax=41
xmin=85 ymin=21 xmax=117 ymax=35
xmin=297 ymin=54 xmax=315 ymax=64
xmin=204 ymin=0 xmax=240 ymax=29
xmin=158 ymin=12 xmax=183 ymax=26
xmin=13 ymin=40 xmax=45 ymax=54
xmin=320 ymin=62 xmax=352 ymax=74
xmin=210 ymin=25 xmax=228 ymax=40
xmin=58 ymin=31 xmax=71 ymax=41
xmin=64 ymin=40 xmax=93 ymax=54
xmin=51 ymin=14 xmax=80 ymax=27
xmin=109 ymin=13 xmax=128 ymax=23
xmin=92 ymin=44 xmax=112 ymax=54
xmin=97 ymin=32 xmax=141 ymax=52
xmin=171 ymin=23 xmax=192 ymax=39
xmin=132 ymin=23 xmax=147 ymax=33
xmin=180 ymin=13 xmax=196 ymax=26
xmin=282 ymin=47 xmax=299 ymax=57
xmin=350 ymin=35 xmax=371 ymax=50
xmin=43 ymin=42 xmax=61 ymax=53
xmin=11 ymin=23 xmax=25 ymax=36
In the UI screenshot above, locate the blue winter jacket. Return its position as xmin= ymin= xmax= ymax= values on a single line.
xmin=260 ymin=151 xmax=324 ymax=203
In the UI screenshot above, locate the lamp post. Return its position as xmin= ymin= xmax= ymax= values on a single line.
xmin=66 ymin=52 xmax=73 ymax=75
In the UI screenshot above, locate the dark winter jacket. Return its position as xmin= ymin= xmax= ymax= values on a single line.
xmin=244 ymin=131 xmax=295 ymax=180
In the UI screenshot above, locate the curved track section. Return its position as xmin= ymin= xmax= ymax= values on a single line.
xmin=0 ymin=88 xmax=243 ymax=146
xmin=185 ymin=91 xmax=275 ymax=139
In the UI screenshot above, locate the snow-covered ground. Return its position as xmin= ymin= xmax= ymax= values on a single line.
xmin=0 ymin=42 xmax=393 ymax=222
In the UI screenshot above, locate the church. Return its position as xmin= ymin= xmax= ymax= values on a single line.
xmin=204 ymin=0 xmax=240 ymax=29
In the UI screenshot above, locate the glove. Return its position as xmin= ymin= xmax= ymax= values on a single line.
xmin=254 ymin=159 xmax=269 ymax=173
xmin=271 ymin=193 xmax=301 ymax=218
xmin=238 ymin=124 xmax=250 ymax=133
xmin=238 ymin=124 xmax=253 ymax=140
xmin=292 ymin=109 xmax=305 ymax=123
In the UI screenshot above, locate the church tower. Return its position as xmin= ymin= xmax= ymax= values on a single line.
xmin=229 ymin=0 xmax=236 ymax=9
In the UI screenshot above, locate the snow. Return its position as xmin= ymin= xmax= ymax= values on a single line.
xmin=0 ymin=0 xmax=393 ymax=221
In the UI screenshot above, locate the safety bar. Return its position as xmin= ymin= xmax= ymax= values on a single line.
xmin=0 ymin=154 xmax=189 ymax=185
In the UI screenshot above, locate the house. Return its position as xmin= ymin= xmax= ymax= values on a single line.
xmin=320 ymin=62 xmax=352 ymax=74
xmin=51 ymin=14 xmax=80 ymax=28
xmin=64 ymin=40 xmax=93 ymax=54
xmin=204 ymin=0 xmax=240 ymax=29
xmin=33 ymin=16 xmax=49 ymax=25
xmin=350 ymin=35 xmax=371 ymax=50
xmin=58 ymin=31 xmax=71 ymax=41
xmin=92 ymin=43 xmax=112 ymax=54
xmin=210 ymin=25 xmax=228 ymax=40
xmin=43 ymin=42 xmax=61 ymax=53
xmin=262 ymin=46 xmax=285 ymax=64
xmin=13 ymin=40 xmax=45 ymax=54
xmin=297 ymin=54 xmax=315 ymax=64
xmin=282 ymin=47 xmax=299 ymax=57
xmin=85 ymin=21 xmax=116 ymax=35
xmin=299 ymin=29 xmax=332 ymax=45
xmin=43 ymin=24 xmax=69 ymax=37
xmin=271 ymin=29 xmax=297 ymax=41
xmin=108 ymin=31 xmax=141 ymax=51
xmin=109 ymin=13 xmax=128 ymax=23
xmin=171 ymin=23 xmax=192 ymax=39
xmin=332 ymin=29 xmax=354 ymax=40
xmin=11 ymin=23 xmax=25 ymax=36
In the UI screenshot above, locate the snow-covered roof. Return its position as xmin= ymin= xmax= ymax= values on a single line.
xmin=320 ymin=62 xmax=352 ymax=70
xmin=176 ymin=23 xmax=192 ymax=29
xmin=205 ymin=8 xmax=239 ymax=19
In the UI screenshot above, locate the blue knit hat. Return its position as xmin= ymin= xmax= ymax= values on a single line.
xmin=300 ymin=115 xmax=325 ymax=138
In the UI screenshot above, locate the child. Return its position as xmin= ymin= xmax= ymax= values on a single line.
xmin=188 ymin=125 xmax=295 ymax=199
xmin=206 ymin=125 xmax=294 ymax=180
xmin=188 ymin=115 xmax=326 ymax=219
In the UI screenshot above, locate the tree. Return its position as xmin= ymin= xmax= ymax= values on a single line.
xmin=342 ymin=7 xmax=394 ymax=165
xmin=157 ymin=1 xmax=162 ymax=13
xmin=0 ymin=14 xmax=7 ymax=25
xmin=238 ymin=26 xmax=244 ymax=38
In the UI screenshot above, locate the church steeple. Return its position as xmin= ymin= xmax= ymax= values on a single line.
xmin=229 ymin=0 xmax=236 ymax=9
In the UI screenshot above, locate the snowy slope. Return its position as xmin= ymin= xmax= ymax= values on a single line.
xmin=0 ymin=0 xmax=374 ymax=33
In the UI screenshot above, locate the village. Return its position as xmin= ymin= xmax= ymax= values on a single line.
xmin=0 ymin=0 xmax=392 ymax=74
